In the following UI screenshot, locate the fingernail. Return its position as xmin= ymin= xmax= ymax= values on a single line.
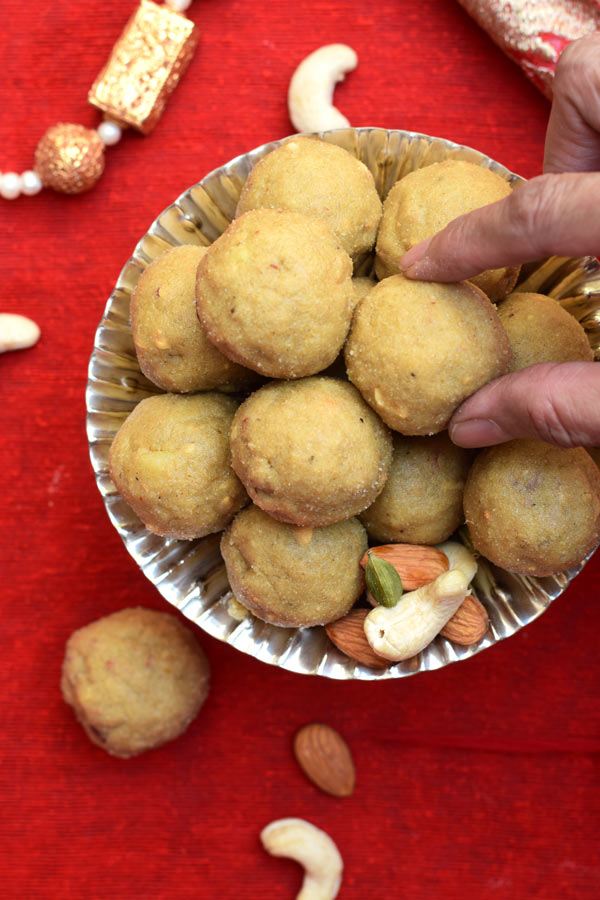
xmin=402 ymin=258 xmax=434 ymax=279
xmin=449 ymin=418 xmax=513 ymax=447
xmin=399 ymin=238 xmax=432 ymax=278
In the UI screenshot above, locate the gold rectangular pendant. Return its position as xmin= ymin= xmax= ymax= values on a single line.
xmin=88 ymin=0 xmax=199 ymax=134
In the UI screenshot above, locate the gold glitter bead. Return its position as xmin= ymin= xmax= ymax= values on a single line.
xmin=34 ymin=123 xmax=105 ymax=194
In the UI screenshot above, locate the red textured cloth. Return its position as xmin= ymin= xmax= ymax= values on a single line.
xmin=1 ymin=1 xmax=599 ymax=898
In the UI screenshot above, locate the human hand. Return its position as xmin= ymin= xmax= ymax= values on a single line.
xmin=398 ymin=32 xmax=600 ymax=449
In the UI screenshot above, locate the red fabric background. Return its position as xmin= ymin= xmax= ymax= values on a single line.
xmin=1 ymin=1 xmax=599 ymax=897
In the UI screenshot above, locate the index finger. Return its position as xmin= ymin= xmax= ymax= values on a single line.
xmin=399 ymin=171 xmax=600 ymax=283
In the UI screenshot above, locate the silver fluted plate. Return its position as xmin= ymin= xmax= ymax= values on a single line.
xmin=86 ymin=127 xmax=600 ymax=680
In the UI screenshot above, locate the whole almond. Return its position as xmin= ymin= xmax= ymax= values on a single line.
xmin=360 ymin=544 xmax=449 ymax=591
xmin=294 ymin=723 xmax=355 ymax=797
xmin=440 ymin=593 xmax=489 ymax=645
xmin=325 ymin=609 xmax=390 ymax=669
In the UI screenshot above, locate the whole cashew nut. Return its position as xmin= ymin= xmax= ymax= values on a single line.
xmin=364 ymin=569 xmax=470 ymax=661
xmin=0 ymin=313 xmax=40 ymax=354
xmin=287 ymin=44 xmax=358 ymax=133
xmin=260 ymin=817 xmax=343 ymax=900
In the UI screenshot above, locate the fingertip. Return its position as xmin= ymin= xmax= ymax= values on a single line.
xmin=401 ymin=260 xmax=432 ymax=280
xmin=449 ymin=417 xmax=514 ymax=448
xmin=398 ymin=237 xmax=432 ymax=278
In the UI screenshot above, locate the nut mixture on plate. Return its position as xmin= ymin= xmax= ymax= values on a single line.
xmin=108 ymin=136 xmax=600 ymax=669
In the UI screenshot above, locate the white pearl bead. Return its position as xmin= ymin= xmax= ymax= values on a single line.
xmin=97 ymin=120 xmax=123 ymax=146
xmin=165 ymin=0 xmax=192 ymax=11
xmin=21 ymin=170 xmax=43 ymax=196
xmin=0 ymin=172 xmax=21 ymax=200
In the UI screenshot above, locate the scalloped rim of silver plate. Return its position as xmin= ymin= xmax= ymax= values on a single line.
xmin=86 ymin=126 xmax=600 ymax=680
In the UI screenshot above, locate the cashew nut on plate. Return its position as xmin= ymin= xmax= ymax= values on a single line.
xmin=261 ymin=817 xmax=343 ymax=900
xmin=437 ymin=540 xmax=478 ymax=584
xmin=288 ymin=44 xmax=358 ymax=133
xmin=0 ymin=313 xmax=41 ymax=354
xmin=364 ymin=550 xmax=478 ymax=661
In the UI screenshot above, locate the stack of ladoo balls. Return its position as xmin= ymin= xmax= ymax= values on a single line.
xmin=110 ymin=136 xmax=600 ymax=639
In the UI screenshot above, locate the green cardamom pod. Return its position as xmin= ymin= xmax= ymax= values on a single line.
xmin=365 ymin=551 xmax=404 ymax=608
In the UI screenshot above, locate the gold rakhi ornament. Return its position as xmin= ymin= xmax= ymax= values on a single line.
xmin=0 ymin=0 xmax=198 ymax=199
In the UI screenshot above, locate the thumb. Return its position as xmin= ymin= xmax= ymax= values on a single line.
xmin=448 ymin=362 xmax=600 ymax=448
xmin=399 ymin=171 xmax=600 ymax=283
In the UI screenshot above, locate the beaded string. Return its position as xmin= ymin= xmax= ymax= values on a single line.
xmin=1 ymin=0 xmax=196 ymax=200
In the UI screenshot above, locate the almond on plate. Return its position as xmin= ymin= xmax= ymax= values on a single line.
xmin=440 ymin=593 xmax=489 ymax=645
xmin=325 ymin=609 xmax=390 ymax=669
xmin=294 ymin=723 xmax=355 ymax=797
xmin=360 ymin=543 xmax=449 ymax=591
